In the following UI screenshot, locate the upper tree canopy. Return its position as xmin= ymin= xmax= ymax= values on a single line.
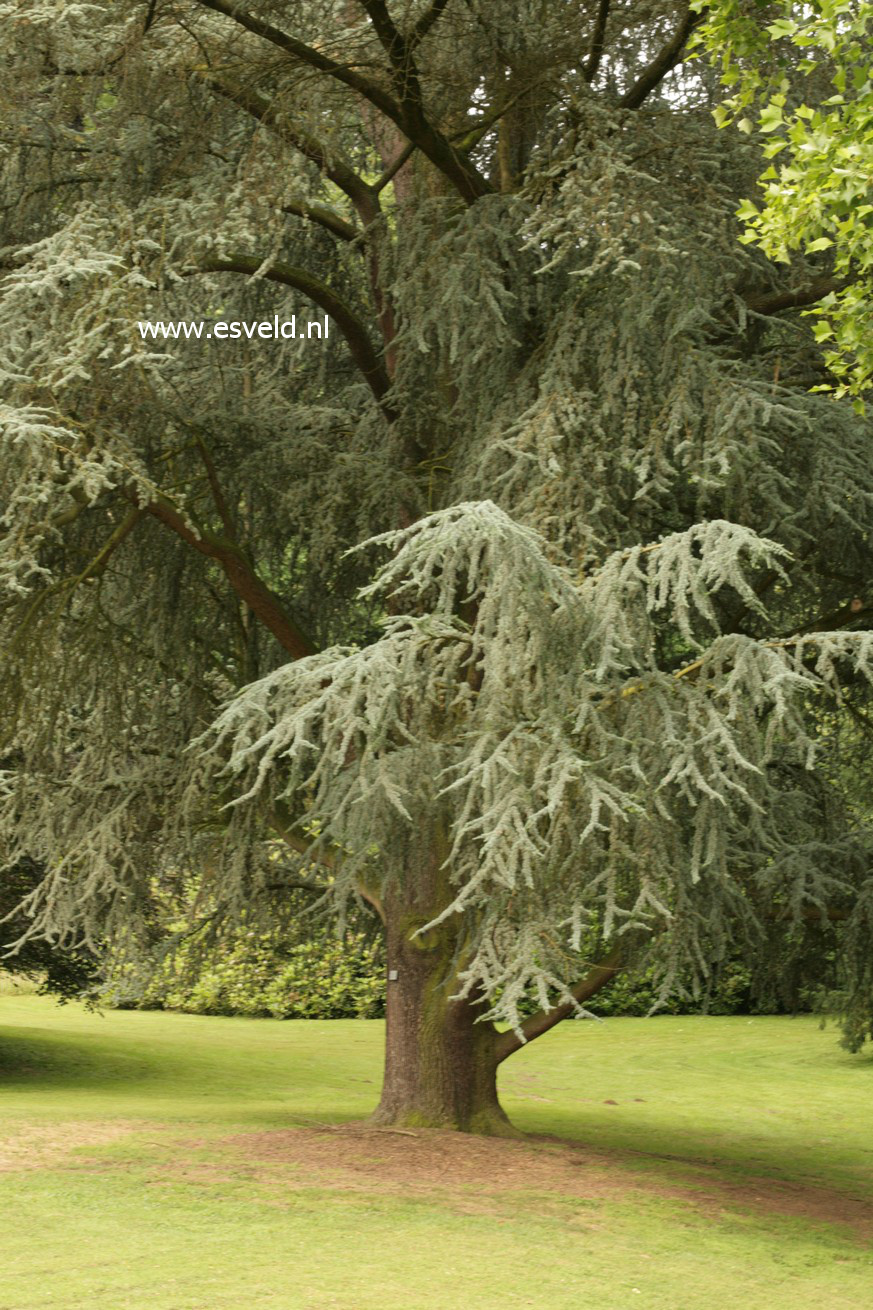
xmin=1 ymin=2 xmax=872 ymax=1046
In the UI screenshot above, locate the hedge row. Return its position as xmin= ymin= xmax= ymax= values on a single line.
xmin=113 ymin=925 xmax=385 ymax=1020
xmin=112 ymin=916 xmax=776 ymax=1021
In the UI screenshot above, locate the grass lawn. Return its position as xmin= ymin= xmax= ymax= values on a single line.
xmin=1 ymin=997 xmax=871 ymax=1309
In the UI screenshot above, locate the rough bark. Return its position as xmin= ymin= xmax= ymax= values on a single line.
xmin=365 ymin=818 xmax=630 ymax=1134
xmin=371 ymin=904 xmax=513 ymax=1134
xmin=370 ymin=830 xmax=514 ymax=1135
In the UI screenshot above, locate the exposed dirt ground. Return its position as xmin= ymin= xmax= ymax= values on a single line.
xmin=212 ymin=1125 xmax=873 ymax=1240
xmin=4 ymin=1118 xmax=872 ymax=1242
xmin=0 ymin=1120 xmax=145 ymax=1171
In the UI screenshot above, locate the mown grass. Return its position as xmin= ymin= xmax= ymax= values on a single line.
xmin=1 ymin=997 xmax=871 ymax=1309
xmin=0 ymin=973 xmax=37 ymax=995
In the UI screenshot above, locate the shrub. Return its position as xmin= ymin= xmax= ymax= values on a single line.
xmin=111 ymin=913 xmax=386 ymax=1020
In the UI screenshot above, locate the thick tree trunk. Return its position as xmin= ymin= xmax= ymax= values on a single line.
xmin=369 ymin=822 xmax=515 ymax=1135
xmin=368 ymin=830 xmax=621 ymax=1135
xmin=371 ymin=902 xmax=514 ymax=1134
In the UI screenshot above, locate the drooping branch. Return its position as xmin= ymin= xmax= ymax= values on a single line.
xmin=619 ymin=6 xmax=703 ymax=110
xmin=494 ymin=945 xmax=624 ymax=1064
xmin=193 ymin=257 xmax=395 ymax=416
xmin=201 ymin=75 xmax=378 ymax=218
xmin=583 ymin=0 xmax=611 ymax=83
xmin=139 ymin=493 xmax=315 ymax=660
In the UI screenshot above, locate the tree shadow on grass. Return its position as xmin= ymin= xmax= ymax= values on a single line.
xmin=195 ymin=1119 xmax=873 ymax=1244
xmin=528 ymin=1128 xmax=873 ymax=1241
xmin=508 ymin=1102 xmax=873 ymax=1218
xmin=0 ymin=1020 xmax=377 ymax=1125
xmin=0 ymin=1024 xmax=183 ymax=1089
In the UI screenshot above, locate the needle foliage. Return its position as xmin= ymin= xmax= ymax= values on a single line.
xmin=1 ymin=1 xmax=872 ymax=1069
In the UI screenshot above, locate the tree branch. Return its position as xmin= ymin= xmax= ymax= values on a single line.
xmin=783 ymin=593 xmax=872 ymax=639
xmin=193 ymin=0 xmax=400 ymax=116
xmin=744 ymin=277 xmax=842 ymax=317
xmin=193 ymin=256 xmax=395 ymax=416
xmin=357 ymin=0 xmax=409 ymax=75
xmin=583 ymin=0 xmax=611 ymax=83
xmin=395 ymin=101 xmax=492 ymax=204
xmin=191 ymin=431 xmax=236 ymax=537
xmin=267 ymin=799 xmax=332 ymax=864
xmin=492 ymin=900 xmax=849 ymax=1066
xmin=194 ymin=1 xmax=490 ymax=202
xmin=619 ymin=6 xmax=702 ymax=110
xmin=200 ymin=75 xmax=378 ymax=216
xmin=270 ymin=803 xmax=385 ymax=920
xmin=451 ymin=84 xmax=534 ymax=153
xmin=372 ymin=138 xmax=417 ymax=193
xmin=494 ymin=945 xmax=624 ymax=1064
xmin=282 ymin=199 xmax=360 ymax=242
xmin=0 ymin=174 xmax=99 ymax=216
xmin=410 ymin=0 xmax=452 ymax=49
xmin=195 ymin=77 xmax=402 ymax=402
xmin=74 ymin=507 xmax=144 ymax=585
xmin=140 ymin=493 xmax=315 ymax=659
xmin=266 ymin=873 xmax=330 ymax=894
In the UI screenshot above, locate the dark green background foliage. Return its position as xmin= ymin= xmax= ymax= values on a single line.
xmin=1 ymin=859 xmax=97 ymax=1000
xmin=124 ymin=921 xmax=386 ymax=1020
xmin=112 ymin=897 xmax=798 ymax=1022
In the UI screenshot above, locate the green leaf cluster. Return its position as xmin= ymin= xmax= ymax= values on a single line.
xmin=697 ymin=0 xmax=873 ymax=401
xmin=125 ymin=925 xmax=386 ymax=1020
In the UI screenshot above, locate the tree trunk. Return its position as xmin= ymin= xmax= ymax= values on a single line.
xmin=369 ymin=820 xmax=515 ymax=1135
xmin=367 ymin=830 xmax=621 ymax=1135
xmin=370 ymin=901 xmax=514 ymax=1134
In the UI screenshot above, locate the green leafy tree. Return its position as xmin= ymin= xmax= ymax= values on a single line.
xmin=696 ymin=0 xmax=873 ymax=401
xmin=2 ymin=1 xmax=873 ymax=1131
